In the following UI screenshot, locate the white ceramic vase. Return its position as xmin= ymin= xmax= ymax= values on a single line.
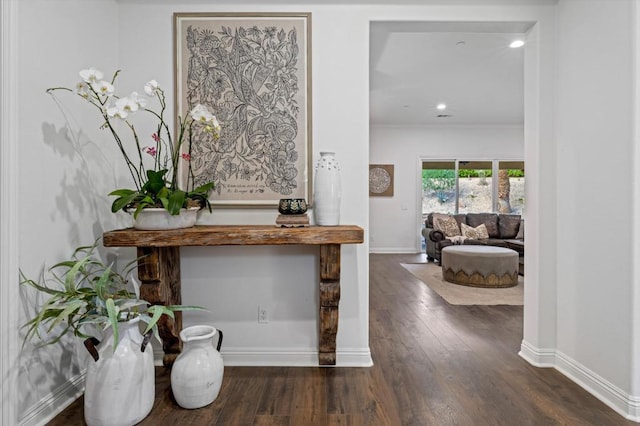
xmin=132 ymin=207 xmax=200 ymax=230
xmin=84 ymin=318 xmax=155 ymax=426
xmin=313 ymin=152 xmax=342 ymax=226
xmin=171 ymin=325 xmax=224 ymax=409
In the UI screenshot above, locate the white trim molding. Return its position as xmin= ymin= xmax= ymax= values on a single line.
xmin=1 ymin=0 xmax=20 ymax=424
xmin=19 ymin=373 xmax=85 ymax=426
xmin=518 ymin=340 xmax=555 ymax=367
xmin=520 ymin=341 xmax=640 ymax=422
xmin=631 ymin=0 xmax=640 ymax=416
xmin=369 ymin=247 xmax=421 ymax=254
xmin=220 ymin=347 xmax=373 ymax=367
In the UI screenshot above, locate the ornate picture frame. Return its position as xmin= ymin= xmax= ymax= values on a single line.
xmin=369 ymin=164 xmax=394 ymax=197
xmin=174 ymin=12 xmax=312 ymax=207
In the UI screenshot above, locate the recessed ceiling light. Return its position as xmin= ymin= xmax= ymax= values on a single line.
xmin=509 ymin=40 xmax=525 ymax=48
xmin=436 ymin=103 xmax=447 ymax=110
xmin=456 ymin=41 xmax=466 ymax=47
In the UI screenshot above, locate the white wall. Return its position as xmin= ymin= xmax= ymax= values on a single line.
xmin=369 ymin=125 xmax=523 ymax=252
xmin=15 ymin=1 xmax=123 ymax=424
xmin=552 ymin=0 xmax=637 ymax=415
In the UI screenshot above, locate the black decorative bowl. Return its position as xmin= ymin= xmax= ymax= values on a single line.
xmin=278 ymin=198 xmax=308 ymax=215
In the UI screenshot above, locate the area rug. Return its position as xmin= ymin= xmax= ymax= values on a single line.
xmin=400 ymin=262 xmax=523 ymax=306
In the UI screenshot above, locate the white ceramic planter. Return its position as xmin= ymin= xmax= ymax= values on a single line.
xmin=84 ymin=318 xmax=154 ymax=426
xmin=171 ymin=325 xmax=224 ymax=409
xmin=313 ymin=152 xmax=342 ymax=226
xmin=132 ymin=207 xmax=200 ymax=230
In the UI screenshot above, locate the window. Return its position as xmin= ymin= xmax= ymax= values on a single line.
xmin=422 ymin=159 xmax=524 ymax=216
xmin=498 ymin=161 xmax=525 ymax=215
xmin=457 ymin=160 xmax=493 ymax=214
xmin=422 ymin=161 xmax=456 ymax=215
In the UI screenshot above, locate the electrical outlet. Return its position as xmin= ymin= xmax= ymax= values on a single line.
xmin=258 ymin=306 xmax=269 ymax=323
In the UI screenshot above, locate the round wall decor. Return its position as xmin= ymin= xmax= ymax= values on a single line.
xmin=369 ymin=164 xmax=394 ymax=196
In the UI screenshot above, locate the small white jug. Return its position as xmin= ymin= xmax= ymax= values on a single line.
xmin=171 ymin=325 xmax=224 ymax=409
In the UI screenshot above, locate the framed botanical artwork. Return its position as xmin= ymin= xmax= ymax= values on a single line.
xmin=369 ymin=164 xmax=394 ymax=197
xmin=174 ymin=12 xmax=312 ymax=207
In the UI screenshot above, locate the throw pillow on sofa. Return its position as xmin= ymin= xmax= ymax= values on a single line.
xmin=433 ymin=215 xmax=461 ymax=237
xmin=466 ymin=213 xmax=499 ymax=238
xmin=461 ymin=222 xmax=489 ymax=239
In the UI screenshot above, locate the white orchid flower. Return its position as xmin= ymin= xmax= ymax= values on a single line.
xmin=91 ymin=80 xmax=115 ymax=98
xmin=75 ymin=81 xmax=90 ymax=98
xmin=190 ymin=104 xmax=215 ymax=123
xmin=115 ymin=96 xmax=139 ymax=114
xmin=212 ymin=116 xmax=221 ymax=131
xmin=144 ymin=80 xmax=160 ymax=96
xmin=79 ymin=67 xmax=104 ymax=83
xmin=210 ymin=116 xmax=221 ymax=137
xmin=129 ymin=91 xmax=147 ymax=109
xmin=106 ymin=102 xmax=128 ymax=119
xmin=190 ymin=104 xmax=221 ymax=137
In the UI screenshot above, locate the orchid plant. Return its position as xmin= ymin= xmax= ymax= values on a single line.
xmin=48 ymin=67 xmax=221 ymax=218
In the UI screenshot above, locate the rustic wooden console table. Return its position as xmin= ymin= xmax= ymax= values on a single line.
xmin=103 ymin=225 xmax=364 ymax=366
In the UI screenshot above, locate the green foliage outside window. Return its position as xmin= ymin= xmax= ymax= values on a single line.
xmin=422 ymin=170 xmax=455 ymax=203
xmin=456 ymin=169 xmax=524 ymax=178
xmin=458 ymin=169 xmax=491 ymax=178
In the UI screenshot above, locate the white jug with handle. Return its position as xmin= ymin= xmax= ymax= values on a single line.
xmin=170 ymin=325 xmax=224 ymax=409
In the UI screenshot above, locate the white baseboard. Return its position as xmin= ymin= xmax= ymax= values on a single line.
xmin=221 ymin=347 xmax=373 ymax=367
xmin=369 ymin=247 xmax=421 ymax=254
xmin=518 ymin=340 xmax=555 ymax=367
xmin=554 ymin=350 xmax=640 ymax=422
xmin=157 ymin=346 xmax=373 ymax=367
xmin=520 ymin=340 xmax=640 ymax=422
xmin=19 ymin=371 xmax=85 ymax=426
xmin=336 ymin=348 xmax=374 ymax=367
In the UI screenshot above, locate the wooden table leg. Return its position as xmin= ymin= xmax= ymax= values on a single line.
xmin=136 ymin=246 xmax=182 ymax=367
xmin=319 ymin=244 xmax=341 ymax=365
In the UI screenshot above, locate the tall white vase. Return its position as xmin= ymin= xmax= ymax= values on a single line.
xmin=314 ymin=152 xmax=342 ymax=226
xmin=84 ymin=318 xmax=155 ymax=426
xmin=171 ymin=325 xmax=224 ymax=409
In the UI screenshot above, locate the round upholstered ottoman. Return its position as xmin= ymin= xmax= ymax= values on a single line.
xmin=441 ymin=246 xmax=519 ymax=288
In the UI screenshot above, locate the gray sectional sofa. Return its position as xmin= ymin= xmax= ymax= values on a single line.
xmin=422 ymin=212 xmax=524 ymax=266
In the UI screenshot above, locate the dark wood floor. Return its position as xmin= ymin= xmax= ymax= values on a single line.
xmin=49 ymin=253 xmax=632 ymax=425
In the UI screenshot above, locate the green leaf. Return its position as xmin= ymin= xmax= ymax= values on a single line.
xmin=20 ymin=272 xmax=62 ymax=296
xmin=130 ymin=275 xmax=141 ymax=300
xmin=94 ymin=265 xmax=113 ymax=301
xmin=168 ymin=190 xmax=186 ymax=215
xmin=166 ymin=304 xmax=207 ymax=312
xmin=47 ymin=299 xmax=84 ymax=332
xmin=108 ymin=188 xmax=135 ymax=197
xmin=110 ymin=192 xmax=142 ymax=213
xmin=116 ymin=299 xmax=146 ymax=312
xmin=63 ymin=256 xmax=92 ymax=293
xmin=143 ymin=305 xmax=165 ymax=335
xmin=105 ymin=298 xmax=119 ymax=351
xmin=143 ymin=169 xmax=168 ymax=194
xmin=191 ymin=182 xmax=214 ymax=194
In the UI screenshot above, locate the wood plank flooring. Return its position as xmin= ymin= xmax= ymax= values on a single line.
xmin=48 ymin=253 xmax=632 ymax=425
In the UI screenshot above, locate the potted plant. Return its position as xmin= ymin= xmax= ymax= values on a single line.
xmin=21 ymin=239 xmax=204 ymax=426
xmin=47 ymin=68 xmax=221 ymax=229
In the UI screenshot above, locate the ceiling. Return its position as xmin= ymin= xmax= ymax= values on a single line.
xmin=370 ymin=21 xmax=534 ymax=126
